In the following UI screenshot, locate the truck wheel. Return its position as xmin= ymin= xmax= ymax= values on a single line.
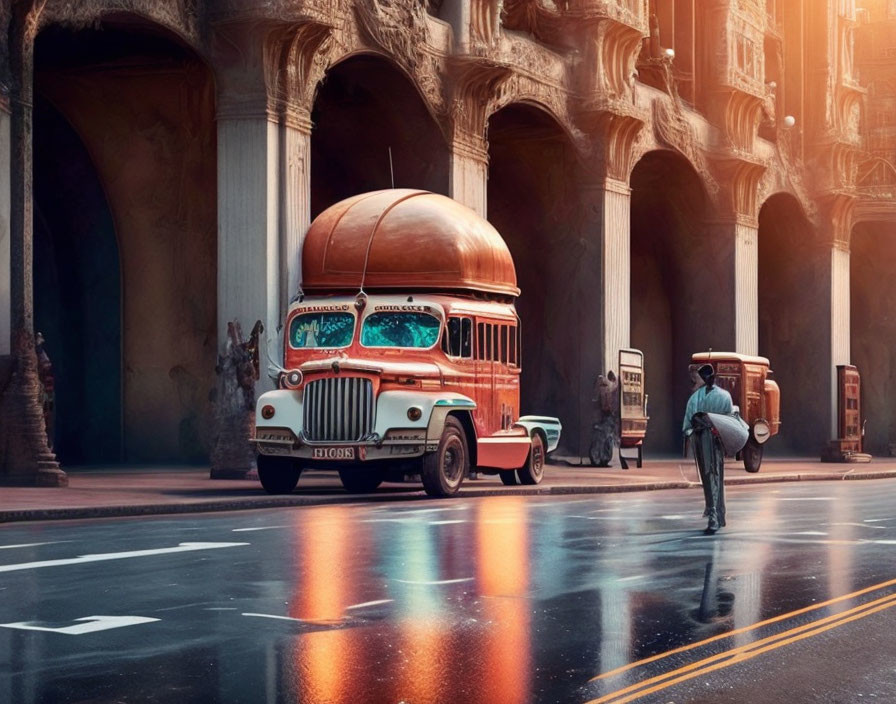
xmin=422 ymin=416 xmax=468 ymax=497
xmin=743 ymin=439 xmax=763 ymax=473
xmin=339 ymin=469 xmax=383 ymax=494
xmin=257 ymin=455 xmax=301 ymax=494
xmin=500 ymin=470 xmax=520 ymax=486
xmin=518 ymin=433 xmax=545 ymax=485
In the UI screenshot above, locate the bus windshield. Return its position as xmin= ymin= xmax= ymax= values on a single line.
xmin=361 ymin=312 xmax=441 ymax=348
xmin=289 ymin=312 xmax=355 ymax=348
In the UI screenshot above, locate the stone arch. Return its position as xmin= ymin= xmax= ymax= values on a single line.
xmin=486 ymin=101 xmax=585 ymax=454
xmin=310 ymin=52 xmax=450 ymax=218
xmin=758 ymin=192 xmax=827 ymax=455
xmin=33 ymin=14 xmax=217 ymax=464
xmin=488 ymin=88 xmax=582 ymax=156
xmin=630 ymin=148 xmax=714 ymax=454
xmin=850 ymin=219 xmax=896 ymax=456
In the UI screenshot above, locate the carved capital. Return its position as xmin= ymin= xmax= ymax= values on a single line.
xmin=446 ymin=57 xmax=512 ymax=157
xmin=709 ymin=88 xmax=764 ymax=153
xmin=816 ymin=192 xmax=856 ymax=249
xmin=708 ymin=155 xmax=767 ymax=224
xmin=575 ymin=98 xmax=646 ymax=181
xmin=213 ymin=19 xmax=332 ymax=126
xmin=576 ymin=12 xmax=647 ymax=103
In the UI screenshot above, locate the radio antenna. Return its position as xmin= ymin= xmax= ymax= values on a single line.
xmin=388 ymin=147 xmax=395 ymax=189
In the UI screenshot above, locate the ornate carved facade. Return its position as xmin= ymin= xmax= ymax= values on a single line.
xmin=2 ymin=0 xmax=895 ymax=476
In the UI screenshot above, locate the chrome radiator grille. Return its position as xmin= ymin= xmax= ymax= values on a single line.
xmin=303 ymin=377 xmax=374 ymax=442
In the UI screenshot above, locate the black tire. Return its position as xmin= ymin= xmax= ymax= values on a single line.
xmin=500 ymin=470 xmax=520 ymax=486
xmin=257 ymin=455 xmax=301 ymax=494
xmin=339 ymin=469 xmax=384 ymax=494
xmin=518 ymin=433 xmax=546 ymax=485
xmin=743 ymin=439 xmax=763 ymax=473
xmin=421 ymin=416 xmax=469 ymax=497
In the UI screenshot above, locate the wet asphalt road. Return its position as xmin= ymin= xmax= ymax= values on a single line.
xmin=1 ymin=479 xmax=895 ymax=704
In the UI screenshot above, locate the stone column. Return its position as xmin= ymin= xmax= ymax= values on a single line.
xmin=210 ymin=21 xmax=326 ymax=476
xmin=279 ymin=113 xmax=312 ymax=315
xmin=0 ymin=98 xmax=10 ymax=357
xmin=698 ymin=218 xmax=758 ymax=356
xmin=447 ymin=61 xmax=511 ymax=218
xmin=734 ymin=219 xmax=759 ymax=356
xmin=0 ymin=3 xmax=65 ymax=485
xmin=705 ymin=158 xmax=766 ymax=355
xmin=820 ymin=195 xmax=855 ymax=445
xmin=830 ymin=241 xmax=851 ymax=438
xmin=449 ymin=137 xmax=488 ymax=217
xmin=582 ymin=177 xmax=631 ymax=374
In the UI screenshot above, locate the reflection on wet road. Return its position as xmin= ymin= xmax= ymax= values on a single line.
xmin=2 ymin=480 xmax=896 ymax=703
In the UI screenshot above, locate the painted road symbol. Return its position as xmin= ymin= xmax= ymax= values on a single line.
xmin=0 ymin=616 xmax=160 ymax=635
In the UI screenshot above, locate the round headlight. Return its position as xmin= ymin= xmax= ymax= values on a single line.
xmin=752 ymin=419 xmax=771 ymax=444
xmin=283 ymin=369 xmax=304 ymax=389
xmin=261 ymin=404 xmax=276 ymax=420
xmin=407 ymin=406 xmax=423 ymax=422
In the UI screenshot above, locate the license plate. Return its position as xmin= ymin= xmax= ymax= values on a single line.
xmin=311 ymin=447 xmax=355 ymax=460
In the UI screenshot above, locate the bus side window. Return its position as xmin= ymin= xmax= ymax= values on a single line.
xmin=445 ymin=317 xmax=462 ymax=357
xmin=509 ymin=326 xmax=517 ymax=366
xmin=477 ymin=322 xmax=486 ymax=359
xmin=485 ymin=323 xmax=493 ymax=361
xmin=492 ymin=325 xmax=499 ymax=362
xmin=500 ymin=325 xmax=508 ymax=364
xmin=461 ymin=318 xmax=472 ymax=358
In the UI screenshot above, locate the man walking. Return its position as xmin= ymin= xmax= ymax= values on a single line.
xmin=683 ymin=364 xmax=732 ymax=534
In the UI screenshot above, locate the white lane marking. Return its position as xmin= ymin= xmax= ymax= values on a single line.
xmin=618 ymin=575 xmax=646 ymax=582
xmin=345 ymin=599 xmax=393 ymax=610
xmin=205 ymin=608 xmax=239 ymax=611
xmin=660 ymin=515 xmax=687 ymax=520
xmin=0 ymin=542 xmax=70 ymax=550
xmin=398 ymin=507 xmax=465 ymax=515
xmin=243 ymin=613 xmax=305 ymax=623
xmin=872 ymin=540 xmax=896 ymax=545
xmin=830 ymin=522 xmax=886 ymax=530
xmin=394 ymin=577 xmax=474 ymax=586
xmin=232 ymin=526 xmax=289 ymax=532
xmin=865 ymin=518 xmax=896 ymax=523
xmin=779 ymin=497 xmax=834 ymax=501
xmin=362 ymin=518 xmax=419 ymax=524
xmin=0 ymin=616 xmax=159 ymax=635
xmin=429 ymin=520 xmax=465 ymax=525
xmin=795 ymin=531 xmax=829 ymax=536
xmin=0 ymin=542 xmax=249 ymax=573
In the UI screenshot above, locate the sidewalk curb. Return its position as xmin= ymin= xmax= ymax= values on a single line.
xmin=2 ymin=470 xmax=895 ymax=524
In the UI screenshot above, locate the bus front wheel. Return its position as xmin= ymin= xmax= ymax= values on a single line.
xmin=257 ymin=455 xmax=302 ymax=494
xmin=422 ymin=416 xmax=468 ymax=497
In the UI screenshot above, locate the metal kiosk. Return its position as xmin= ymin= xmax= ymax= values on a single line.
xmin=618 ymin=349 xmax=648 ymax=469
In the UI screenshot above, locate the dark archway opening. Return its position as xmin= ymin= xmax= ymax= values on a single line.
xmin=851 ymin=221 xmax=896 ymax=456
xmin=34 ymin=19 xmax=217 ymax=464
xmin=758 ymin=194 xmax=826 ymax=455
xmin=310 ymin=55 xmax=449 ymax=218
xmin=487 ymin=104 xmax=584 ymax=453
xmin=33 ymin=100 xmax=121 ymax=464
xmin=630 ymin=151 xmax=711 ymax=454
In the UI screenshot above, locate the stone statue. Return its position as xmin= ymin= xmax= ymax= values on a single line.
xmin=589 ymin=370 xmax=619 ymax=467
xmin=210 ymin=320 xmax=264 ymax=478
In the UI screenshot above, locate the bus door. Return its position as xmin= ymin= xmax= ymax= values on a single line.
xmin=476 ymin=319 xmax=498 ymax=437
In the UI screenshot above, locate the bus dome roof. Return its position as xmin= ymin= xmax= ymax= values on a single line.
xmin=302 ymin=189 xmax=520 ymax=298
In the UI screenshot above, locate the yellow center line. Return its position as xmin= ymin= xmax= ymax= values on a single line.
xmin=586 ymin=591 xmax=896 ymax=704
xmin=590 ymin=594 xmax=896 ymax=704
xmin=591 ymin=575 xmax=896 ymax=682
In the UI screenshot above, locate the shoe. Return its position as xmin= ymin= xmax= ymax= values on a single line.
xmin=703 ymin=525 xmax=717 ymax=535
